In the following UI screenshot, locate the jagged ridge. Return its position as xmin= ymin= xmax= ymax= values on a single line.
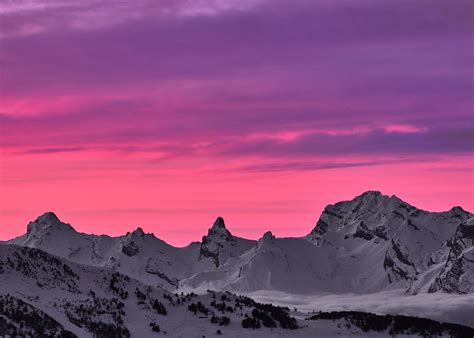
xmin=7 ymin=191 xmax=473 ymax=296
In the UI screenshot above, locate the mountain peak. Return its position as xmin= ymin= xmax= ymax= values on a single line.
xmin=357 ymin=190 xmax=385 ymax=201
xmin=36 ymin=212 xmax=61 ymax=225
xmin=260 ymin=231 xmax=275 ymax=242
xmin=132 ymin=227 xmax=145 ymax=236
xmin=207 ymin=217 xmax=233 ymax=240
xmin=212 ymin=217 xmax=226 ymax=230
xmin=262 ymin=230 xmax=274 ymax=239
xmin=363 ymin=190 xmax=382 ymax=196
xmin=27 ymin=212 xmax=73 ymax=236
xmin=450 ymin=206 xmax=467 ymax=215
xmin=200 ymin=217 xmax=236 ymax=266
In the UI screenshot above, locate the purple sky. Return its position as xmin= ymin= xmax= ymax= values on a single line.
xmin=0 ymin=0 xmax=473 ymax=245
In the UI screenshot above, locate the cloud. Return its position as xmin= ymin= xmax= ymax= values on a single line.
xmin=237 ymin=161 xmax=389 ymax=173
xmin=249 ymin=290 xmax=474 ymax=327
xmin=0 ymin=0 xmax=472 ymax=172
xmin=383 ymin=124 xmax=426 ymax=134
xmin=1 ymin=0 xmax=472 ymax=98
xmin=217 ymin=125 xmax=474 ymax=159
xmin=21 ymin=147 xmax=86 ymax=154
xmin=1 ymin=106 xmax=472 ymax=166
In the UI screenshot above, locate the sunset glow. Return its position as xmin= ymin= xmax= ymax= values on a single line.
xmin=1 ymin=0 xmax=473 ymax=246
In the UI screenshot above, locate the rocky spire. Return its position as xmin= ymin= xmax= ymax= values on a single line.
xmin=211 ymin=217 xmax=226 ymax=230
xmin=200 ymin=217 xmax=235 ymax=267
xmin=207 ymin=217 xmax=233 ymax=240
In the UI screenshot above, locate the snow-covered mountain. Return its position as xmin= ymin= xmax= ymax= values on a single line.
xmin=306 ymin=191 xmax=472 ymax=293
xmin=9 ymin=212 xmax=256 ymax=290
xmin=180 ymin=191 xmax=473 ymax=294
xmin=8 ymin=191 xmax=473 ymax=296
xmin=1 ymin=244 xmax=472 ymax=337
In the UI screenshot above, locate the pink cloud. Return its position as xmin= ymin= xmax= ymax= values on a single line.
xmin=383 ymin=124 xmax=427 ymax=134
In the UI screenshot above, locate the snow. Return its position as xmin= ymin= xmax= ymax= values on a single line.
xmin=0 ymin=244 xmax=390 ymax=337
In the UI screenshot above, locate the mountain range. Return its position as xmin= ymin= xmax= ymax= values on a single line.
xmin=2 ymin=191 xmax=473 ymax=337
xmin=9 ymin=191 xmax=473 ymax=295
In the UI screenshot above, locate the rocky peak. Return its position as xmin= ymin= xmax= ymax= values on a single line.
xmin=206 ymin=217 xmax=233 ymax=241
xmin=27 ymin=212 xmax=73 ymax=236
xmin=459 ymin=217 xmax=474 ymax=240
xmin=130 ymin=227 xmax=145 ymax=237
xmin=352 ymin=191 xmax=391 ymax=206
xmin=212 ymin=217 xmax=226 ymax=229
xmin=359 ymin=190 xmax=384 ymax=200
xmin=354 ymin=191 xmax=398 ymax=209
xmin=307 ymin=191 xmax=414 ymax=242
xmin=258 ymin=231 xmax=275 ymax=247
xmin=121 ymin=227 xmax=147 ymax=256
xmin=200 ymin=217 xmax=235 ymax=267
xmin=449 ymin=206 xmax=469 ymax=219
xmin=337 ymin=191 xmax=391 ymax=215
xmin=37 ymin=212 xmax=60 ymax=224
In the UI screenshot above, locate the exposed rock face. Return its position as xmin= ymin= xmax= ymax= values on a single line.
xmin=121 ymin=240 xmax=139 ymax=257
xmin=353 ymin=221 xmax=375 ymax=240
xmin=307 ymin=204 xmax=342 ymax=242
xmin=145 ymin=258 xmax=179 ymax=286
xmin=199 ymin=217 xmax=236 ymax=267
xmin=207 ymin=217 xmax=234 ymax=241
xmin=374 ymin=226 xmax=389 ymax=240
xmin=384 ymin=239 xmax=418 ymax=283
xmin=121 ymin=228 xmax=145 ymax=257
xmin=428 ymin=218 xmax=474 ymax=294
xmin=348 ymin=221 xmax=389 ymax=241
xmin=259 ymin=231 xmax=275 ymax=244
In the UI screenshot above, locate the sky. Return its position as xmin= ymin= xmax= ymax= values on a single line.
xmin=0 ymin=0 xmax=473 ymax=246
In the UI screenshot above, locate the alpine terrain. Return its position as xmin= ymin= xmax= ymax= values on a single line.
xmin=2 ymin=191 xmax=473 ymax=337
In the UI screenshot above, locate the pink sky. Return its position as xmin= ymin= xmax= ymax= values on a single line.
xmin=1 ymin=0 xmax=473 ymax=246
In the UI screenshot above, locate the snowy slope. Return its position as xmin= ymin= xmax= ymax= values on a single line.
xmin=2 ymin=244 xmax=434 ymax=337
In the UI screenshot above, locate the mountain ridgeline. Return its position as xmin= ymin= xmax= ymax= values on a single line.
xmin=8 ymin=191 xmax=473 ymax=295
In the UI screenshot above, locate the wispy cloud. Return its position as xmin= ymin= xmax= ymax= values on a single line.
xmin=383 ymin=124 xmax=427 ymax=134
